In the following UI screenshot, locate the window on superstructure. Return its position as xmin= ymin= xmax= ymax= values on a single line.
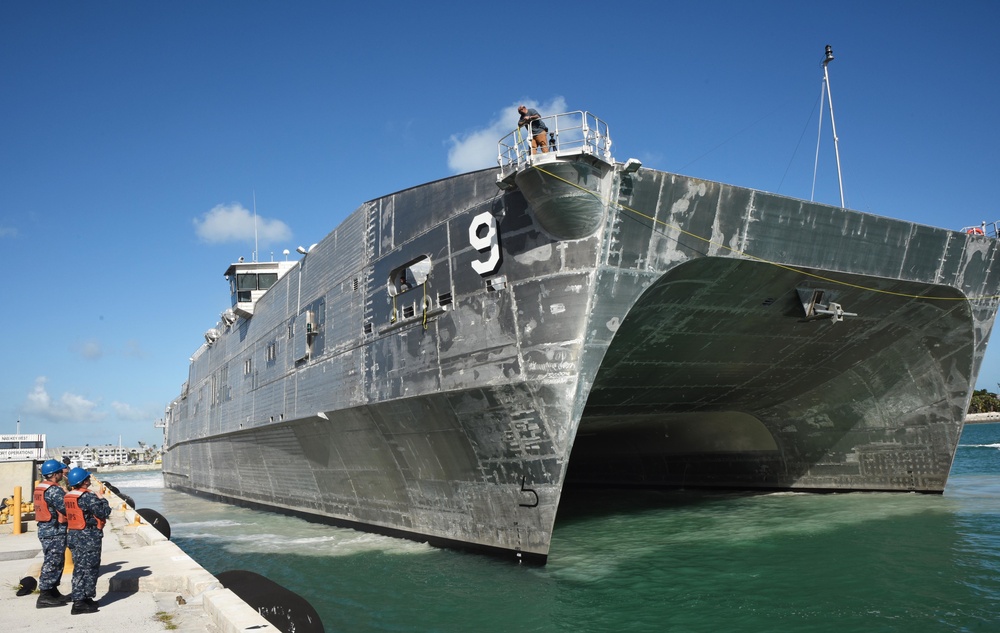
xmin=258 ymin=273 xmax=278 ymax=290
xmin=388 ymin=256 xmax=432 ymax=296
xmin=236 ymin=273 xmax=257 ymax=302
xmin=266 ymin=342 xmax=277 ymax=363
xmin=244 ymin=358 xmax=252 ymax=375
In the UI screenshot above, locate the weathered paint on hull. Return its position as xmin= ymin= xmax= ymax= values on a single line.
xmin=163 ymin=157 xmax=1000 ymax=563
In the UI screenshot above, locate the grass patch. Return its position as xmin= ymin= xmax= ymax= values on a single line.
xmin=155 ymin=611 xmax=178 ymax=630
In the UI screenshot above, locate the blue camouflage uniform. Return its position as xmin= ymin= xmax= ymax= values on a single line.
xmin=67 ymin=489 xmax=111 ymax=601
xmin=36 ymin=483 xmax=67 ymax=591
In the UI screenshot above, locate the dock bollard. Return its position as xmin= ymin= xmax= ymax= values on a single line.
xmin=13 ymin=486 xmax=22 ymax=535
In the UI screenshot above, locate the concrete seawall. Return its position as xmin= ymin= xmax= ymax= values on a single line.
xmin=94 ymin=464 xmax=163 ymax=474
xmin=966 ymin=412 xmax=1000 ymax=424
xmin=0 ymin=480 xmax=272 ymax=632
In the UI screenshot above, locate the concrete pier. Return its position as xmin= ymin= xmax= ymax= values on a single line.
xmin=0 ymin=483 xmax=272 ymax=632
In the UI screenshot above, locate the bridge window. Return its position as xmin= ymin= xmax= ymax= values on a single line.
xmin=258 ymin=272 xmax=278 ymax=290
xmin=231 ymin=272 xmax=278 ymax=300
xmin=234 ymin=273 xmax=257 ymax=302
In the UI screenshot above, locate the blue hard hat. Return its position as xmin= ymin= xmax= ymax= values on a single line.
xmin=66 ymin=467 xmax=91 ymax=487
xmin=41 ymin=459 xmax=64 ymax=476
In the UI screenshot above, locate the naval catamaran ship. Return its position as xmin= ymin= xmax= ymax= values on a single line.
xmin=162 ymin=109 xmax=1000 ymax=563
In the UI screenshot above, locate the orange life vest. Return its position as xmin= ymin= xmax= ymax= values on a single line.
xmin=32 ymin=482 xmax=65 ymax=523
xmin=64 ymin=489 xmax=106 ymax=531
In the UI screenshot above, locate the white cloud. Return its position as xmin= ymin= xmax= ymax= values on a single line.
xmin=73 ymin=338 xmax=104 ymax=360
xmin=111 ymin=401 xmax=151 ymax=421
xmin=22 ymin=376 xmax=104 ymax=422
xmin=446 ymin=97 xmax=568 ymax=174
xmin=123 ymin=339 xmax=147 ymax=359
xmin=69 ymin=338 xmax=148 ymax=360
xmin=0 ymin=226 xmax=17 ymax=238
xmin=193 ymin=203 xmax=292 ymax=245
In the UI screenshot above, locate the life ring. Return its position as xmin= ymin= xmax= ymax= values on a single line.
xmin=968 ymin=227 xmax=985 ymax=235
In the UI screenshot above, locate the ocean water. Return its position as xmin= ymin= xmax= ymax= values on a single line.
xmin=103 ymin=423 xmax=1000 ymax=633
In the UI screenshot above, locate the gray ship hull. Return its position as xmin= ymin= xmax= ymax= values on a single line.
xmin=163 ymin=121 xmax=1000 ymax=563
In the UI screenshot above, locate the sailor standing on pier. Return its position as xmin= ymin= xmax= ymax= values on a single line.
xmin=64 ymin=467 xmax=111 ymax=615
xmin=33 ymin=459 xmax=71 ymax=608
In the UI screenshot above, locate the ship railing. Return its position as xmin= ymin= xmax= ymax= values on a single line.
xmin=497 ymin=110 xmax=613 ymax=182
xmin=962 ymin=221 xmax=1000 ymax=238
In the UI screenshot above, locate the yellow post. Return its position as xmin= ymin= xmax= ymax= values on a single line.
xmin=64 ymin=547 xmax=74 ymax=575
xmin=13 ymin=486 xmax=23 ymax=535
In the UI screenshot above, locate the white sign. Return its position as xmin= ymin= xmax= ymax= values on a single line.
xmin=0 ymin=451 xmax=42 ymax=460
xmin=0 ymin=434 xmax=44 ymax=442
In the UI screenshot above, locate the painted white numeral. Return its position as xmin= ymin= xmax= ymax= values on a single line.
xmin=469 ymin=212 xmax=501 ymax=275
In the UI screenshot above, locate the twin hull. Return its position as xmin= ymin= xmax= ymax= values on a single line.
xmin=164 ymin=160 xmax=1000 ymax=562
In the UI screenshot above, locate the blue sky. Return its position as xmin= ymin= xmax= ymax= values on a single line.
xmin=3 ymin=1 xmax=999 ymax=449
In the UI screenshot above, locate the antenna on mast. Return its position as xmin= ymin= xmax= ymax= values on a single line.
xmin=252 ymin=189 xmax=259 ymax=262
xmin=811 ymin=45 xmax=846 ymax=208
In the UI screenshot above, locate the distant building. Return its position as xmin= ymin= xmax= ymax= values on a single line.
xmin=0 ymin=433 xmax=46 ymax=461
xmin=56 ymin=444 xmax=137 ymax=467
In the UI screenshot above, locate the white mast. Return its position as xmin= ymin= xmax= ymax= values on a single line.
xmin=812 ymin=45 xmax=846 ymax=208
xmin=252 ymin=190 xmax=259 ymax=262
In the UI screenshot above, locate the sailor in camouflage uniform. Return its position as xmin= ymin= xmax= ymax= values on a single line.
xmin=33 ymin=459 xmax=71 ymax=608
xmin=64 ymin=467 xmax=111 ymax=615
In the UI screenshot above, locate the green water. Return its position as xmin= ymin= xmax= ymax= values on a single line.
xmin=105 ymin=423 xmax=1000 ymax=632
